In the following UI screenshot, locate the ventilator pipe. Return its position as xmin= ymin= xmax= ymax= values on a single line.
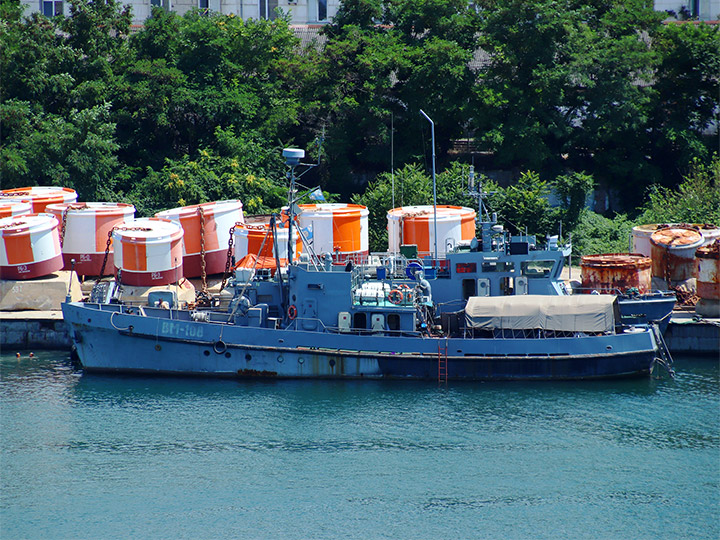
xmin=414 ymin=270 xmax=432 ymax=301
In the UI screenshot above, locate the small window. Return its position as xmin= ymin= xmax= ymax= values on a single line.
xmin=462 ymin=279 xmax=476 ymax=300
xmin=198 ymin=0 xmax=209 ymax=14
xmin=456 ymin=262 xmax=477 ymax=274
xmin=387 ymin=314 xmax=400 ymax=331
xmin=42 ymin=0 xmax=63 ymax=16
xmin=259 ymin=0 xmax=278 ymax=19
xmin=151 ymin=0 xmax=162 ymax=7
xmin=353 ymin=312 xmax=366 ymax=330
xmin=521 ymin=260 xmax=555 ymax=278
xmin=318 ymin=0 xmax=327 ymax=21
xmin=481 ymin=261 xmax=514 ymax=272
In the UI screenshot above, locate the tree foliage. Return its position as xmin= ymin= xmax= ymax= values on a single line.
xmin=636 ymin=156 xmax=720 ymax=225
xmin=1 ymin=0 xmax=717 ymax=251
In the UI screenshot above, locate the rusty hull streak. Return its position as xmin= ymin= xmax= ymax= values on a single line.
xmin=237 ymin=369 xmax=278 ymax=377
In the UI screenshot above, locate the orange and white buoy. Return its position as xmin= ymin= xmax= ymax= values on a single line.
xmin=0 ymin=200 xmax=32 ymax=219
xmin=112 ymin=218 xmax=184 ymax=286
xmin=0 ymin=186 xmax=77 ymax=213
xmin=295 ymin=203 xmax=369 ymax=262
xmin=0 ymin=213 xmax=63 ymax=279
xmin=45 ymin=202 xmax=136 ymax=276
xmin=155 ymin=200 xmax=244 ymax=277
xmin=387 ymin=205 xmax=476 ymax=257
xmin=233 ymin=221 xmax=302 ymax=270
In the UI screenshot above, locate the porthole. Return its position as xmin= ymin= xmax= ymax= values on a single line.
xmin=155 ymin=344 xmax=162 ymax=351
xmin=298 ymin=357 xmax=305 ymax=365
xmin=245 ymin=353 xmax=252 ymax=361
xmin=203 ymin=350 xmax=210 ymax=356
xmin=277 ymin=355 xmax=284 ymax=363
xmin=225 ymin=352 xmax=231 ymax=358
xmin=329 ymin=359 xmax=336 ymax=367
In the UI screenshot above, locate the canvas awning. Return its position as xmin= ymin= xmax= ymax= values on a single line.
xmin=464 ymin=295 xmax=619 ymax=333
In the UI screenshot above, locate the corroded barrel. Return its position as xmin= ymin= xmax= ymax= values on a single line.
xmin=581 ymin=253 xmax=652 ymax=293
xmin=695 ymin=240 xmax=720 ymax=318
xmin=650 ymin=226 xmax=704 ymax=282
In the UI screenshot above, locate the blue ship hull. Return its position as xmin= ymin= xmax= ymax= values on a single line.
xmin=63 ymin=302 xmax=657 ymax=381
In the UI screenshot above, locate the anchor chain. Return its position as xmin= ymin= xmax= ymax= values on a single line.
xmin=60 ymin=207 xmax=69 ymax=247
xmin=98 ymin=228 xmax=116 ymax=278
xmin=219 ymin=225 xmax=236 ymax=292
xmin=195 ymin=206 xmax=212 ymax=307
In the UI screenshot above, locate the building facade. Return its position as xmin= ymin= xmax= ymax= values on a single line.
xmin=21 ymin=0 xmax=341 ymax=26
xmin=19 ymin=0 xmax=719 ymax=28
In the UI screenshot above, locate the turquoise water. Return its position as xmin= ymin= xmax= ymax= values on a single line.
xmin=1 ymin=351 xmax=718 ymax=540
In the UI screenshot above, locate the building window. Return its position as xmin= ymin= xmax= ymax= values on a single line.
xmin=42 ymin=0 xmax=63 ymax=17
xmin=259 ymin=0 xmax=278 ymax=20
xmin=151 ymin=0 xmax=162 ymax=7
xmin=318 ymin=0 xmax=327 ymax=21
xmin=199 ymin=0 xmax=209 ymax=15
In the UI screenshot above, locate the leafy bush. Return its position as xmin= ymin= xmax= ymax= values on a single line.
xmin=635 ymin=156 xmax=720 ymax=226
xmin=571 ymin=210 xmax=634 ymax=256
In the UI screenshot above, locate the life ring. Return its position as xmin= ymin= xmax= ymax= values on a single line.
xmin=405 ymin=261 xmax=423 ymax=280
xmin=213 ymin=340 xmax=227 ymax=354
xmin=399 ymin=284 xmax=410 ymax=290
xmin=287 ymin=304 xmax=298 ymax=320
xmin=387 ymin=289 xmax=403 ymax=305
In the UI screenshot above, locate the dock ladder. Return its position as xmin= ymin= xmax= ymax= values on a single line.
xmin=438 ymin=342 xmax=448 ymax=384
xmin=651 ymin=324 xmax=675 ymax=379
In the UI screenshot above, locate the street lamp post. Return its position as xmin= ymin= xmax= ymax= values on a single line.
xmin=420 ymin=109 xmax=438 ymax=261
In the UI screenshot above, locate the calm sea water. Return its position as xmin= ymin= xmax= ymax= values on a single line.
xmin=1 ymin=351 xmax=718 ymax=540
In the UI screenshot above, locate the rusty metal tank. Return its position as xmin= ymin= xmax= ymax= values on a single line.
xmin=580 ymin=253 xmax=652 ymax=293
xmin=650 ymin=226 xmax=704 ymax=282
xmin=695 ymin=240 xmax=720 ymax=318
xmin=631 ymin=224 xmax=661 ymax=258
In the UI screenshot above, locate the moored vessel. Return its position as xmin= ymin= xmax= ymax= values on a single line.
xmin=61 ymin=149 xmax=667 ymax=381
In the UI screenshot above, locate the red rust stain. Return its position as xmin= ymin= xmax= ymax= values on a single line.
xmin=651 ymin=227 xmax=702 ymax=247
xmin=696 ymin=240 xmax=720 ymax=259
xmin=581 ymin=254 xmax=652 ymax=293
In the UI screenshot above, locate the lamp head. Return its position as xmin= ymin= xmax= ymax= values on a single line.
xmin=282 ymin=148 xmax=305 ymax=166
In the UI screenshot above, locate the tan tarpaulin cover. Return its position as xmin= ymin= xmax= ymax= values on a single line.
xmin=464 ymin=294 xmax=619 ymax=332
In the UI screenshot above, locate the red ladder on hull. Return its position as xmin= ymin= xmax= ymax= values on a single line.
xmin=438 ymin=343 xmax=448 ymax=384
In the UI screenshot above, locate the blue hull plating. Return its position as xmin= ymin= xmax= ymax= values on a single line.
xmin=63 ymin=301 xmax=657 ymax=381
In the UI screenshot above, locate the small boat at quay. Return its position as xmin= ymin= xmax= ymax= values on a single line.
xmin=61 ymin=149 xmax=670 ymax=381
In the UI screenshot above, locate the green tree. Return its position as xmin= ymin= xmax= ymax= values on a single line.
xmin=648 ymin=22 xmax=720 ymax=179
xmin=552 ymin=171 xmax=594 ymax=231
xmin=351 ymin=163 xmax=433 ymax=251
xmin=488 ymin=171 xmax=556 ymax=237
xmin=0 ymin=100 xmax=122 ymax=200
xmin=572 ymin=210 xmax=635 ymax=256
xmin=636 ymin=156 xmax=720 ymax=225
xmin=472 ymin=0 xmax=664 ymax=204
xmin=129 ymin=127 xmax=288 ymax=217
